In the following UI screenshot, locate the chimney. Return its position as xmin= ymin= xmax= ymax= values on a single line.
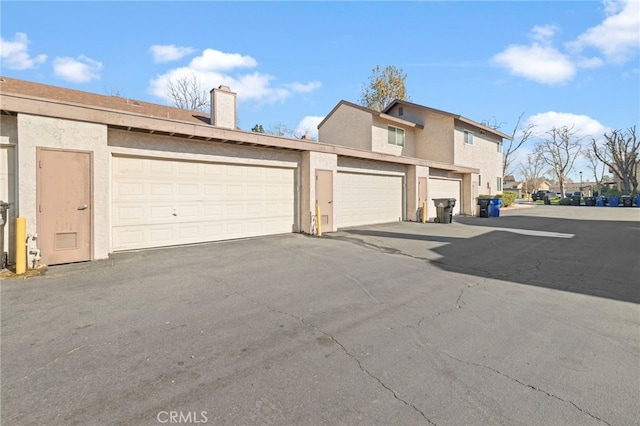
xmin=210 ymin=85 xmax=237 ymax=129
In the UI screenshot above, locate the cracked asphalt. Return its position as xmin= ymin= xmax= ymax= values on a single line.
xmin=1 ymin=205 xmax=639 ymax=425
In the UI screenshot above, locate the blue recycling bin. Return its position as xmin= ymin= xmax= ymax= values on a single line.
xmin=596 ymin=197 xmax=606 ymax=207
xmin=609 ymin=195 xmax=620 ymax=207
xmin=636 ymin=195 xmax=640 ymax=207
xmin=489 ymin=198 xmax=502 ymax=217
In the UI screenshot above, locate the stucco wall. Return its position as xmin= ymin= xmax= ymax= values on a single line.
xmin=416 ymin=111 xmax=455 ymax=164
xmin=453 ymin=121 xmax=502 ymax=195
xmin=1 ymin=115 xmax=17 ymax=264
xmin=17 ymin=114 xmax=110 ymax=264
xmin=301 ymin=151 xmax=338 ymax=234
xmin=318 ymin=104 xmax=372 ymax=151
xmin=371 ymin=117 xmax=416 ymax=157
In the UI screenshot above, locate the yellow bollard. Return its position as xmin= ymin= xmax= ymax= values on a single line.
xmin=421 ymin=201 xmax=427 ymax=223
xmin=15 ymin=217 xmax=26 ymax=274
xmin=315 ymin=204 xmax=322 ymax=237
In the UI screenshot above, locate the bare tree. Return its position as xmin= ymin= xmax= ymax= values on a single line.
xmin=591 ymin=126 xmax=639 ymax=193
xmin=359 ymin=65 xmax=409 ymax=112
xmin=482 ymin=113 xmax=535 ymax=178
xmin=535 ymin=126 xmax=583 ymax=197
xmin=166 ymin=73 xmax=209 ymax=112
xmin=504 ymin=113 xmax=535 ymax=179
xmin=584 ymin=150 xmax=607 ymax=196
xmin=518 ymin=152 xmax=546 ymax=199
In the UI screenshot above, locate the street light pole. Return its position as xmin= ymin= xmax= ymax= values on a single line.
xmin=580 ymin=171 xmax=583 ymax=194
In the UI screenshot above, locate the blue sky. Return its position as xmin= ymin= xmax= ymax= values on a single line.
xmin=1 ymin=0 xmax=639 ymax=181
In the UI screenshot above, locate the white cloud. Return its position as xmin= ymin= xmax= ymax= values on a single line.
xmin=294 ymin=116 xmax=324 ymax=140
xmin=53 ymin=56 xmax=102 ymax=83
xmin=0 ymin=32 xmax=46 ymax=70
xmin=525 ymin=111 xmax=609 ymax=140
xmin=285 ymin=81 xmax=322 ymax=93
xmin=530 ymin=24 xmax=559 ymax=43
xmin=189 ymin=48 xmax=257 ymax=72
xmin=567 ymin=0 xmax=640 ymax=63
xmin=150 ymin=44 xmax=195 ymax=63
xmin=148 ymin=48 xmax=321 ymax=105
xmin=491 ymin=43 xmax=576 ymax=84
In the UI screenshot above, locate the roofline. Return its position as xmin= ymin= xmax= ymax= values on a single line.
xmin=384 ymin=99 xmax=513 ymax=140
xmin=0 ymin=91 xmax=475 ymax=174
xmin=317 ymin=100 xmax=424 ymax=130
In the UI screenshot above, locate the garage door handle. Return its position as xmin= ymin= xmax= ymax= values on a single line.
xmin=78 ymin=204 xmax=89 ymax=210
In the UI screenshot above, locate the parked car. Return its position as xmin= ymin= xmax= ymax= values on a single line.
xmin=532 ymin=190 xmax=548 ymax=201
xmin=572 ymin=191 xmax=583 ymax=198
xmin=545 ymin=191 xmax=560 ymax=200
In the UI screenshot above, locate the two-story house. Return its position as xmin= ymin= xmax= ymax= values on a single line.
xmin=318 ymin=100 xmax=511 ymax=220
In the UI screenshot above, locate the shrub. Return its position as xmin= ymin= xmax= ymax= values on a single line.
xmin=559 ymin=197 xmax=572 ymax=205
xmin=478 ymin=192 xmax=516 ymax=207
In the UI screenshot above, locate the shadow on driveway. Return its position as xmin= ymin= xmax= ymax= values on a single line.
xmin=339 ymin=216 xmax=640 ymax=304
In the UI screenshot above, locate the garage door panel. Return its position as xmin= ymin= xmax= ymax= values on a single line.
xmin=335 ymin=172 xmax=402 ymax=229
xmin=429 ymin=178 xmax=461 ymax=218
xmin=112 ymin=156 xmax=294 ymax=251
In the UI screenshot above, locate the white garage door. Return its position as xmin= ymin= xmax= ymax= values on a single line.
xmin=335 ymin=172 xmax=403 ymax=229
xmin=112 ymin=156 xmax=295 ymax=251
xmin=429 ymin=178 xmax=461 ymax=218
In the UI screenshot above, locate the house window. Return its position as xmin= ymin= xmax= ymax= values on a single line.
xmin=464 ymin=130 xmax=474 ymax=145
xmin=388 ymin=126 xmax=405 ymax=146
xmin=398 ymin=107 xmax=404 ymax=116
xmin=478 ymin=175 xmax=482 ymax=187
xmin=497 ymin=177 xmax=503 ymax=191
xmin=498 ymin=141 xmax=503 ymax=153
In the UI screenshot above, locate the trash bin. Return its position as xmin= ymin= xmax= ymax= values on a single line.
xmin=0 ymin=201 xmax=9 ymax=269
xmin=543 ymin=195 xmax=551 ymax=205
xmin=489 ymin=198 xmax=502 ymax=217
xmin=584 ymin=196 xmax=596 ymax=206
xmin=609 ymin=195 xmax=620 ymax=207
xmin=478 ymin=198 xmax=490 ymax=218
xmin=571 ymin=195 xmax=581 ymax=206
xmin=621 ymin=195 xmax=632 ymax=207
xmin=432 ymin=198 xmax=456 ymax=223
xmin=636 ymin=195 xmax=640 ymax=207
xmin=597 ymin=196 xmax=606 ymax=207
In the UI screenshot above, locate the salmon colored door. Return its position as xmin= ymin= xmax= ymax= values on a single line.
xmin=37 ymin=148 xmax=92 ymax=265
xmin=315 ymin=169 xmax=333 ymax=232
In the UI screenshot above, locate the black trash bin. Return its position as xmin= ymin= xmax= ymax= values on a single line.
xmin=584 ymin=196 xmax=596 ymax=206
xmin=432 ymin=198 xmax=456 ymax=223
xmin=621 ymin=195 xmax=633 ymax=207
xmin=478 ymin=198 xmax=490 ymax=218
xmin=0 ymin=201 xmax=9 ymax=269
xmin=571 ymin=195 xmax=581 ymax=206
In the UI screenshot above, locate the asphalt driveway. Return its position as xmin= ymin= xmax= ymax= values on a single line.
xmin=1 ymin=205 xmax=639 ymax=425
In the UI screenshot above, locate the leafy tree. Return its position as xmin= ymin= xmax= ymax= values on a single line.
xmin=591 ymin=126 xmax=639 ymax=193
xmin=166 ymin=72 xmax=209 ymax=112
xmin=359 ymin=65 xmax=409 ymax=111
xmin=535 ymin=126 xmax=583 ymax=197
xmin=251 ymin=124 xmax=265 ymax=133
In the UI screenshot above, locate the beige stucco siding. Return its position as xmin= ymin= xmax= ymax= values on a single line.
xmin=318 ymin=104 xmax=372 ymax=151
xmin=301 ymin=151 xmax=337 ymax=234
xmin=1 ymin=116 xmax=17 ymax=263
xmin=453 ymin=122 xmax=502 ymax=195
xmin=17 ymin=114 xmax=110 ymax=263
xmin=415 ymin=112 xmax=455 ymax=164
xmin=371 ymin=117 xmax=416 ymax=157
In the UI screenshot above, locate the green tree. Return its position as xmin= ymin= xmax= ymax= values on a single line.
xmin=251 ymin=124 xmax=265 ymax=133
xmin=358 ymin=65 xmax=409 ymax=111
